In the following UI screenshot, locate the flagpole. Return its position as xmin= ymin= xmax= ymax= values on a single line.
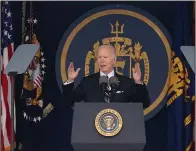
xmin=9 ymin=72 xmax=17 ymax=151
xmin=21 ymin=1 xmax=26 ymax=44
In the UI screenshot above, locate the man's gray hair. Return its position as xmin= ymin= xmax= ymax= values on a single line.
xmin=97 ymin=44 xmax=117 ymax=60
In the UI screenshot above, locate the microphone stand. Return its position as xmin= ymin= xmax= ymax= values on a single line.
xmin=108 ymin=90 xmax=116 ymax=103
xmin=108 ymin=83 xmax=117 ymax=102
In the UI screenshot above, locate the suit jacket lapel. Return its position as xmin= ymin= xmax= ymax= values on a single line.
xmin=114 ymin=72 xmax=122 ymax=91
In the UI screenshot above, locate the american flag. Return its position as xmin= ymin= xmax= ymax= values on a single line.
xmin=1 ymin=1 xmax=16 ymax=151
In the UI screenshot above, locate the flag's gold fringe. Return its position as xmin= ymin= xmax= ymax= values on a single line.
xmin=192 ymin=95 xmax=195 ymax=102
xmin=42 ymin=103 xmax=54 ymax=119
xmin=184 ymin=114 xmax=192 ymax=126
xmin=185 ymin=141 xmax=192 ymax=151
xmin=4 ymin=143 xmax=16 ymax=151
xmin=18 ymin=142 xmax=23 ymax=151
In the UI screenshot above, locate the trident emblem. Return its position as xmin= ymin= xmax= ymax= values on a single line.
xmin=110 ymin=20 xmax=124 ymax=37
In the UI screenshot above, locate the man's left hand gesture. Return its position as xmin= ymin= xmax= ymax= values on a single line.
xmin=132 ymin=63 xmax=142 ymax=84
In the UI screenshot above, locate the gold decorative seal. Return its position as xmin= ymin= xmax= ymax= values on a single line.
xmin=95 ymin=109 xmax=123 ymax=137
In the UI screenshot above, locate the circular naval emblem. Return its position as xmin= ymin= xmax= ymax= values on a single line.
xmin=55 ymin=4 xmax=172 ymax=121
xmin=95 ymin=109 xmax=123 ymax=137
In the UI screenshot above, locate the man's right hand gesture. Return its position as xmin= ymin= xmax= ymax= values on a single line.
xmin=67 ymin=62 xmax=81 ymax=82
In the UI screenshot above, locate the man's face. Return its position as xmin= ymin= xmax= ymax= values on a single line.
xmin=97 ymin=47 xmax=116 ymax=74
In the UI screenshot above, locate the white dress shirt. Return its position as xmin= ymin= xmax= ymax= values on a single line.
xmin=100 ymin=70 xmax=115 ymax=79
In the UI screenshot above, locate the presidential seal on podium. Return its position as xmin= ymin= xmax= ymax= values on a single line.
xmin=95 ymin=109 xmax=123 ymax=137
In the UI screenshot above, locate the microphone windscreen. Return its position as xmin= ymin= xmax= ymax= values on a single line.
xmin=109 ymin=76 xmax=118 ymax=86
xmin=99 ymin=75 xmax=108 ymax=85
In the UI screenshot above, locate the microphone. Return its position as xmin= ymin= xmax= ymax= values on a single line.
xmin=99 ymin=76 xmax=108 ymax=92
xmin=109 ymin=76 xmax=118 ymax=93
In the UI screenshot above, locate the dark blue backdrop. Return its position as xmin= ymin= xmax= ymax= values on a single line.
xmin=10 ymin=1 xmax=194 ymax=151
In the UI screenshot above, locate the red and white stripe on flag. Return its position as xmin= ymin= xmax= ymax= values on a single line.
xmin=1 ymin=1 xmax=16 ymax=151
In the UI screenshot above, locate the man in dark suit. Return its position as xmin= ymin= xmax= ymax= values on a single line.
xmin=63 ymin=45 xmax=150 ymax=108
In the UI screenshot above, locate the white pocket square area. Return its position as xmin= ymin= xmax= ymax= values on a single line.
xmin=116 ymin=90 xmax=123 ymax=93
